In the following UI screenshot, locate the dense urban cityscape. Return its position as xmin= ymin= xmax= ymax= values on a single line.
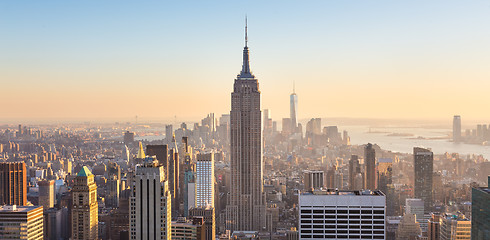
xmin=1 ymin=23 xmax=489 ymax=239
xmin=1 ymin=1 xmax=490 ymax=240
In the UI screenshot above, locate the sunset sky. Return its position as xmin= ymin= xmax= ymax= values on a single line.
xmin=1 ymin=1 xmax=490 ymax=123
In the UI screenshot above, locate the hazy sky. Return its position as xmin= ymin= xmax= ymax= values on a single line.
xmin=2 ymin=1 xmax=490 ymax=123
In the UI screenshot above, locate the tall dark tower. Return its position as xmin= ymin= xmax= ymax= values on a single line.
xmin=225 ymin=18 xmax=266 ymax=231
xmin=364 ymin=143 xmax=376 ymax=190
xmin=414 ymin=147 xmax=433 ymax=213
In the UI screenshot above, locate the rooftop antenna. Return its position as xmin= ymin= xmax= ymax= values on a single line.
xmin=245 ymin=15 xmax=248 ymax=47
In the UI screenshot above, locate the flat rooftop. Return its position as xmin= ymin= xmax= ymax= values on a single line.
xmin=0 ymin=205 xmax=41 ymax=213
xmin=302 ymin=189 xmax=385 ymax=196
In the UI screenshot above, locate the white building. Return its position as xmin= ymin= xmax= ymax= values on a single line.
xmin=196 ymin=152 xmax=214 ymax=207
xmin=299 ymin=189 xmax=386 ymax=239
xmin=130 ymin=157 xmax=171 ymax=240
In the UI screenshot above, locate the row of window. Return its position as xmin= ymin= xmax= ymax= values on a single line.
xmin=301 ymin=210 xmax=384 ymax=214
xmin=300 ymin=234 xmax=384 ymax=239
xmin=301 ymin=222 xmax=385 ymax=228
xmin=301 ymin=215 xmax=385 ymax=219
xmin=301 ymin=230 xmax=384 ymax=234
xmin=301 ymin=222 xmax=384 ymax=228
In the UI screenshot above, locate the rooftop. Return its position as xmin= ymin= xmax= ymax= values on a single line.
xmin=77 ymin=166 xmax=93 ymax=177
xmin=0 ymin=205 xmax=42 ymax=213
xmin=302 ymin=189 xmax=385 ymax=196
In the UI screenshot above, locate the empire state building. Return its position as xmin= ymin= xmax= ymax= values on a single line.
xmin=225 ymin=20 xmax=266 ymax=231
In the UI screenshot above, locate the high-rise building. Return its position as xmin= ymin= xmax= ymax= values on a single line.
xmin=0 ymin=205 xmax=44 ymax=239
xmin=440 ymin=213 xmax=471 ymax=240
xmin=428 ymin=213 xmax=441 ymax=240
xmin=124 ymin=131 xmax=135 ymax=145
xmin=130 ymin=157 xmax=172 ymax=240
xmin=106 ymin=175 xmax=120 ymax=208
xmin=303 ymin=170 xmax=324 ymax=190
xmin=169 ymin=135 xmax=180 ymax=214
xmin=282 ymin=118 xmax=292 ymax=136
xmin=71 ymin=166 xmax=98 ymax=240
xmin=364 ymin=143 xmax=376 ymax=190
xmin=349 ymin=155 xmax=362 ymax=190
xmin=471 ymin=177 xmax=489 ymax=240
xmin=377 ymin=158 xmax=392 ymax=193
xmin=225 ymin=20 xmax=266 ymax=231
xmin=44 ymin=207 xmax=64 ymax=240
xmin=453 ymin=115 xmax=462 ymax=142
xmin=299 ymin=189 xmax=386 ymax=239
xmin=38 ymin=180 xmax=55 ymax=210
xmin=290 ymin=84 xmax=298 ymax=133
xmin=196 ymin=152 xmax=214 ymax=208
xmin=414 ymin=147 xmax=433 ymax=213
xmin=0 ymin=162 xmax=27 ymax=206
xmin=165 ymin=125 xmax=173 ymax=143
xmin=189 ymin=206 xmax=215 ymax=240
xmin=146 ymin=144 xmax=169 ymax=179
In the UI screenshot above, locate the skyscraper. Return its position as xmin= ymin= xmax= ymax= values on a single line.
xmin=349 ymin=155 xmax=361 ymax=190
xmin=38 ymin=180 xmax=55 ymax=210
xmin=290 ymin=83 xmax=298 ymax=133
xmin=364 ymin=143 xmax=376 ymax=190
xmin=414 ymin=147 xmax=433 ymax=213
xmin=130 ymin=157 xmax=172 ymax=240
xmin=471 ymin=177 xmax=490 ymax=240
xmin=71 ymin=166 xmax=98 ymax=240
xmin=165 ymin=125 xmax=173 ymax=144
xmin=0 ymin=162 xmax=27 ymax=206
xmin=169 ymin=135 xmax=180 ymax=214
xmin=196 ymin=152 xmax=214 ymax=208
xmin=225 ymin=19 xmax=266 ymax=231
xmin=453 ymin=115 xmax=462 ymax=142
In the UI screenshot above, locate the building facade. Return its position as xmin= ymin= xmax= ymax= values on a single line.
xmin=38 ymin=180 xmax=55 ymax=210
xmin=414 ymin=147 xmax=433 ymax=213
xmin=303 ymin=170 xmax=324 ymax=190
xmin=0 ymin=162 xmax=27 ymax=206
xmin=453 ymin=115 xmax=462 ymax=142
xmin=440 ymin=213 xmax=471 ymax=240
xmin=364 ymin=143 xmax=376 ymax=190
xmin=130 ymin=157 xmax=172 ymax=240
xmin=471 ymin=177 xmax=489 ymax=240
xmin=71 ymin=166 xmax=98 ymax=240
xmin=0 ymin=205 xmax=44 ymax=240
xmin=189 ymin=206 xmax=215 ymax=240
xmin=299 ymin=189 xmax=386 ymax=239
xmin=196 ymin=152 xmax=215 ymax=208
xmin=225 ymin=21 xmax=266 ymax=231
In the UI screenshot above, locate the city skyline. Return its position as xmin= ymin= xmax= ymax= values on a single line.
xmin=1 ymin=3 xmax=489 ymax=239
xmin=2 ymin=1 xmax=490 ymax=122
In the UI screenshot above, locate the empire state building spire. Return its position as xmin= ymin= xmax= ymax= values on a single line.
xmin=239 ymin=17 xmax=254 ymax=78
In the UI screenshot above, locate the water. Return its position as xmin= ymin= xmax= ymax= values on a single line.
xmin=344 ymin=125 xmax=490 ymax=159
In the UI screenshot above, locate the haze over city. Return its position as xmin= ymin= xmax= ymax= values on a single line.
xmin=2 ymin=0 xmax=490 ymax=122
xmin=0 ymin=1 xmax=489 ymax=240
